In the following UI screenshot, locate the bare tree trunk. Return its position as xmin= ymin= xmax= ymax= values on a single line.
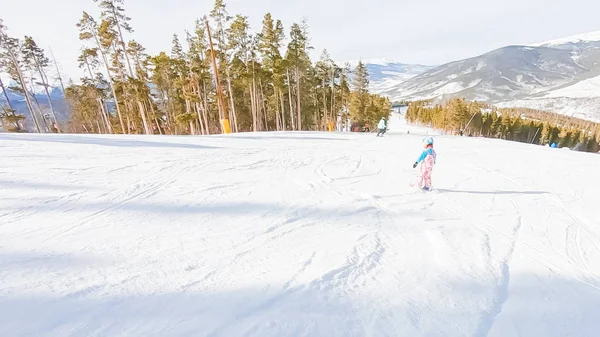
xmin=191 ymin=84 xmax=205 ymax=135
xmin=29 ymin=76 xmax=49 ymax=132
xmin=275 ymin=89 xmax=281 ymax=131
xmin=159 ymin=90 xmax=172 ymax=134
xmin=201 ymin=81 xmax=210 ymax=135
xmin=33 ymin=57 xmax=60 ymax=132
xmin=126 ymin=114 xmax=132 ymax=133
xmin=38 ymin=72 xmax=60 ymax=132
xmin=331 ymin=63 xmax=335 ymax=128
xmin=287 ymin=69 xmax=295 ymax=131
xmin=155 ymin=117 xmax=163 ymax=135
xmin=195 ymin=102 xmax=205 ymax=135
xmin=313 ymin=88 xmax=319 ymax=130
xmin=8 ymin=51 xmax=41 ymax=132
xmin=246 ymin=62 xmax=258 ymax=132
xmin=112 ymin=7 xmax=135 ymax=78
xmin=97 ymin=97 xmax=112 ymax=133
xmin=92 ymin=35 xmax=126 ymax=133
xmin=250 ymin=77 xmax=258 ymax=132
xmin=124 ymin=99 xmax=136 ymax=134
xmin=225 ymin=67 xmax=238 ymax=132
xmin=137 ymin=100 xmax=151 ymax=134
xmin=279 ymin=88 xmax=286 ymax=131
xmin=259 ymin=79 xmax=268 ymax=131
xmin=246 ymin=57 xmax=258 ymax=132
xmin=295 ymin=68 xmax=301 ymax=131
xmin=49 ymin=47 xmax=66 ymax=94
xmin=84 ymin=56 xmax=111 ymax=134
xmin=146 ymin=98 xmax=158 ymax=134
xmin=322 ymin=77 xmax=328 ymax=128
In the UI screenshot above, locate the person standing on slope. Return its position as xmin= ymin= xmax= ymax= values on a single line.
xmin=376 ymin=117 xmax=387 ymax=137
xmin=412 ymin=137 xmax=437 ymax=191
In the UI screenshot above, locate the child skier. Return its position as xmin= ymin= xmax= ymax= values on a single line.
xmin=412 ymin=137 xmax=437 ymax=191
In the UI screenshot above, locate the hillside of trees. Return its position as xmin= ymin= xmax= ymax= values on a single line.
xmin=406 ymin=99 xmax=600 ymax=152
xmin=1 ymin=0 xmax=390 ymax=134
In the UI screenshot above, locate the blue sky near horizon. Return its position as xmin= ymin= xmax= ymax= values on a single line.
xmin=2 ymin=0 xmax=599 ymax=83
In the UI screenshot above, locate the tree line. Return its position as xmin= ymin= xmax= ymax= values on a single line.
xmin=406 ymin=98 xmax=600 ymax=152
xmin=0 ymin=19 xmax=63 ymax=132
xmin=1 ymin=0 xmax=390 ymax=134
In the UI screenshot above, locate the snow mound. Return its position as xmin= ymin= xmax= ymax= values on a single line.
xmin=1 ymin=118 xmax=600 ymax=337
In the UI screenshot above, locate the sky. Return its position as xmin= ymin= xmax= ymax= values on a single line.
xmin=2 ymin=0 xmax=600 ymax=84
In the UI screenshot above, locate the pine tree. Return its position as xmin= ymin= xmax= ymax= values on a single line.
xmin=94 ymin=0 xmax=135 ymax=77
xmin=315 ymin=49 xmax=335 ymax=128
xmin=258 ymin=13 xmax=285 ymax=130
xmin=337 ymin=62 xmax=351 ymax=130
xmin=77 ymin=47 xmax=113 ymax=133
xmin=0 ymin=20 xmax=41 ymax=132
xmin=540 ymin=122 xmax=552 ymax=145
xmin=285 ymin=21 xmax=311 ymax=130
xmin=349 ymin=60 xmax=369 ymax=124
xmin=209 ymin=0 xmax=238 ymax=132
xmin=77 ymin=11 xmax=126 ymax=133
xmin=446 ymin=98 xmax=469 ymax=132
xmin=228 ymin=14 xmax=258 ymax=131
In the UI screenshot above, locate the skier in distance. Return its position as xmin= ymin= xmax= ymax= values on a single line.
xmin=376 ymin=117 xmax=386 ymax=137
xmin=412 ymin=136 xmax=437 ymax=191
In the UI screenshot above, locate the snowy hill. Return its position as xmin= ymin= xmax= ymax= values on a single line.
xmin=1 ymin=116 xmax=600 ymax=336
xmin=376 ymin=32 xmax=600 ymax=121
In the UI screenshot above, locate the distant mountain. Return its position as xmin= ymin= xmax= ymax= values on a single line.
xmin=340 ymin=59 xmax=435 ymax=95
xmin=1 ymin=82 xmax=68 ymax=132
xmin=372 ymin=32 xmax=600 ymax=121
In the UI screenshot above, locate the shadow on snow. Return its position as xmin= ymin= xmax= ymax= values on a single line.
xmin=434 ymin=189 xmax=549 ymax=195
xmin=0 ymin=134 xmax=220 ymax=150
xmin=0 ymin=266 xmax=599 ymax=336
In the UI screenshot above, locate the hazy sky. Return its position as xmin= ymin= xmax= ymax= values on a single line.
xmin=3 ymin=0 xmax=600 ymax=82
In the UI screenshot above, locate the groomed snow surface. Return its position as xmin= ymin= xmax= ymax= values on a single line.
xmin=2 ymin=115 xmax=600 ymax=337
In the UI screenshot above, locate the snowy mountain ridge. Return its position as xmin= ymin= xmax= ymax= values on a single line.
xmin=368 ymin=31 xmax=600 ymax=122
xmin=531 ymin=30 xmax=600 ymax=47
xmin=338 ymin=59 xmax=436 ymax=95
xmin=0 ymin=75 xmax=63 ymax=98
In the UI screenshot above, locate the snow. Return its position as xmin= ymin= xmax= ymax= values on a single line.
xmin=476 ymin=60 xmax=487 ymax=71
xmin=2 ymin=115 xmax=600 ymax=337
xmin=545 ymin=74 xmax=600 ymax=98
xmin=497 ymin=97 xmax=600 ymax=121
xmin=531 ymin=30 xmax=600 ymax=47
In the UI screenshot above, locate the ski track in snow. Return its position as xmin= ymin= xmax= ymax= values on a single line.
xmin=1 ymin=116 xmax=600 ymax=337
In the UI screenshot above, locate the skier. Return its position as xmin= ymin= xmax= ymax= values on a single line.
xmin=412 ymin=136 xmax=437 ymax=191
xmin=376 ymin=117 xmax=386 ymax=137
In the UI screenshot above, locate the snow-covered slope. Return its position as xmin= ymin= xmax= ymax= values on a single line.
xmin=1 ymin=119 xmax=600 ymax=337
xmin=379 ymin=31 xmax=600 ymax=121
